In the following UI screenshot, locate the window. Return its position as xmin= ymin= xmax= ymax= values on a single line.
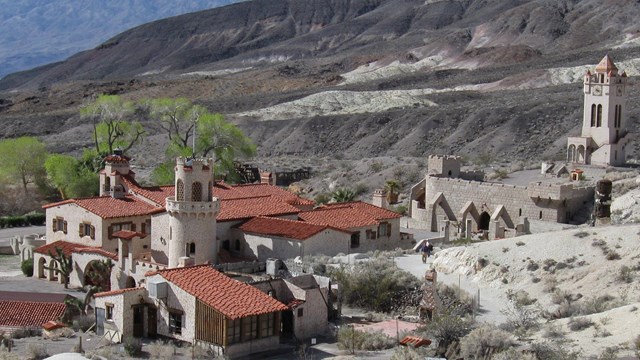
xmin=350 ymin=233 xmax=360 ymax=248
xmin=192 ymin=181 xmax=202 ymax=201
xmin=189 ymin=242 xmax=196 ymax=256
xmin=259 ymin=313 xmax=274 ymax=338
xmin=596 ymin=104 xmax=602 ymax=127
xmin=235 ymin=239 xmax=241 ymax=251
xmin=379 ymin=223 xmax=387 ymax=238
xmin=105 ymin=303 xmax=113 ymax=320
xmin=176 ymin=179 xmax=184 ymax=201
xmin=109 ymin=222 xmax=132 ymax=238
xmin=52 ymin=217 xmax=67 ymax=234
xmin=227 ymin=319 xmax=241 ymax=344
xmin=590 ymin=104 xmax=596 ymax=127
xmin=208 ymin=181 xmax=213 ymax=201
xmin=297 ymin=308 xmax=304 ymax=317
xmin=241 ymin=316 xmax=258 ymax=341
xmin=78 ymin=223 xmax=95 ymax=239
xmin=169 ymin=311 xmax=183 ymax=335
xmin=366 ymin=230 xmax=376 ymax=240
xmin=539 ymin=211 xmax=543 ymax=220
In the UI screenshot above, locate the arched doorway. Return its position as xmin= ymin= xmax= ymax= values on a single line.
xmin=38 ymin=257 xmax=46 ymax=278
xmin=577 ymin=146 xmax=585 ymax=163
xmin=567 ymin=145 xmax=576 ymax=162
xmin=479 ymin=212 xmax=491 ymax=231
xmin=84 ymin=260 xmax=112 ymax=292
xmin=49 ymin=259 xmax=58 ymax=281
xmin=125 ymin=276 xmax=136 ymax=289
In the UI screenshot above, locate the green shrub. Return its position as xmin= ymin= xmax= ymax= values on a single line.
xmin=21 ymin=258 xmax=34 ymax=277
xmin=25 ymin=212 xmax=45 ymax=226
xmin=124 ymin=336 xmax=142 ymax=356
xmin=313 ymin=192 xmax=331 ymax=205
xmin=617 ymin=265 xmax=633 ymax=283
xmin=0 ymin=217 xmax=6 ymax=228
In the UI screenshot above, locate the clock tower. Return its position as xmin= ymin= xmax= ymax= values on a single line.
xmin=567 ymin=55 xmax=628 ymax=166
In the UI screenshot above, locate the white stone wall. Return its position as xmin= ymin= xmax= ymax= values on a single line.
xmin=147 ymin=274 xmax=196 ymax=343
xmin=45 ymin=204 xmax=104 ymax=247
xmin=150 ymin=213 xmax=170 ymax=264
xmin=95 ymin=288 xmax=146 ymax=343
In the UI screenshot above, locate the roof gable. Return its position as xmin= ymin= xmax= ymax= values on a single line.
xmin=218 ymin=195 xmax=300 ymax=221
xmin=44 ymin=194 xmax=163 ymax=219
xmin=238 ymin=216 xmax=349 ymax=240
xmin=299 ymin=201 xmax=400 ymax=229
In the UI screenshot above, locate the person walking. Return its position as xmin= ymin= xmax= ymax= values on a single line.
xmin=421 ymin=241 xmax=429 ymax=263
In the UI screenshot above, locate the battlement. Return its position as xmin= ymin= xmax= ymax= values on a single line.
xmin=428 ymin=154 xmax=462 ymax=178
xmin=428 ymin=155 xmax=462 ymax=161
xmin=176 ymin=157 xmax=212 ymax=171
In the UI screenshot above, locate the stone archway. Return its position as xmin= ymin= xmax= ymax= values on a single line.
xmin=479 ymin=212 xmax=491 ymax=231
xmin=84 ymin=260 xmax=112 ymax=292
xmin=38 ymin=257 xmax=46 ymax=279
xmin=567 ymin=144 xmax=576 ymax=162
xmin=125 ymin=276 xmax=136 ymax=289
xmin=577 ymin=145 xmax=585 ymax=163
xmin=429 ymin=192 xmax=457 ymax=232
xmin=48 ymin=259 xmax=58 ymax=281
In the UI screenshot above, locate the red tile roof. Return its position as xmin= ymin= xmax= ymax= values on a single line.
xmin=34 ymin=240 xmax=87 ymax=257
xmin=44 ymin=195 xmax=163 ymax=219
xmin=218 ymin=195 xmax=300 ymax=222
xmin=95 ymin=287 xmax=145 ymax=298
xmin=104 ymin=154 xmax=131 ymax=163
xmin=122 ymin=175 xmax=173 ymax=207
xmin=400 ymin=335 xmax=431 ymax=348
xmin=34 ymin=241 xmax=118 ymax=260
xmin=42 ymin=320 xmax=67 ymax=331
xmin=0 ymin=300 xmax=66 ymax=328
xmin=112 ymin=230 xmax=145 ymax=240
xmin=0 ymin=291 xmax=68 ymax=303
xmin=299 ymin=201 xmax=400 ymax=229
xmin=238 ymin=216 xmax=350 ymax=240
xmin=153 ymin=265 xmax=287 ymax=320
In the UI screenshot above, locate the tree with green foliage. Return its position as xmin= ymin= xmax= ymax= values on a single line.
xmin=147 ymin=97 xmax=255 ymax=184
xmin=384 ymin=179 xmax=400 ymax=204
xmin=81 ymin=94 xmax=145 ymax=156
xmin=0 ymin=136 xmax=48 ymax=194
xmin=45 ymin=153 xmax=98 ymax=199
xmin=331 ymin=187 xmax=356 ymax=203
xmin=21 ymin=258 xmax=34 ymax=277
xmin=44 ymin=246 xmax=73 ymax=289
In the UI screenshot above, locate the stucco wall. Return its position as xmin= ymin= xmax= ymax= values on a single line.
xmin=150 ymin=213 xmax=170 ymax=264
xmin=147 ymin=274 xmax=196 ymax=343
xmin=95 ymin=288 xmax=146 ymax=343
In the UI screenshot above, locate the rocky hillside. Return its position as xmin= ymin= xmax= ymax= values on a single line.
xmin=1 ymin=0 xmax=640 ymax=165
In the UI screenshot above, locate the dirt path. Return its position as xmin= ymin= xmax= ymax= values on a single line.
xmin=394 ymin=253 xmax=509 ymax=324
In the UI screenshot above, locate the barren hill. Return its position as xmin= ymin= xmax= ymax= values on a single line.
xmin=1 ymin=0 xmax=640 ymax=165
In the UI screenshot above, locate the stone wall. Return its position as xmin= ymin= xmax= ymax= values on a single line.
xmin=148 ymin=274 xmax=197 ymax=343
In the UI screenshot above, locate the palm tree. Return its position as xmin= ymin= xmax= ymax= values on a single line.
xmin=331 ymin=187 xmax=356 ymax=203
xmin=384 ymin=179 xmax=400 ymax=204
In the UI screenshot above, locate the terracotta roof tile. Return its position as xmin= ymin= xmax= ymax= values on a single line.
xmin=122 ymin=175 xmax=173 ymax=207
xmin=299 ymin=201 xmax=400 ymax=229
xmin=218 ymin=196 xmax=300 ymax=222
xmin=104 ymin=154 xmax=131 ymax=163
xmin=400 ymin=335 xmax=431 ymax=348
xmin=238 ymin=216 xmax=350 ymax=240
xmin=154 ymin=265 xmax=287 ymax=320
xmin=42 ymin=320 xmax=67 ymax=331
xmin=0 ymin=300 xmax=66 ymax=328
xmin=34 ymin=240 xmax=87 ymax=257
xmin=112 ymin=230 xmax=145 ymax=240
xmin=44 ymin=195 xmax=163 ymax=219
xmin=95 ymin=287 xmax=145 ymax=298
xmin=74 ymin=247 xmax=118 ymax=260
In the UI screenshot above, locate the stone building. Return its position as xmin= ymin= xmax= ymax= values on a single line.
xmin=567 ymin=55 xmax=629 ymax=166
xmin=410 ymin=155 xmax=593 ymax=238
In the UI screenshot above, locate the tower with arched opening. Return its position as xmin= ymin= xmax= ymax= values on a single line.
xmin=567 ymin=55 xmax=629 ymax=166
xmin=166 ymin=157 xmax=219 ymax=268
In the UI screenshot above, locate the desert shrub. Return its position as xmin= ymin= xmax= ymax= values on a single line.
xmin=369 ymin=161 xmax=384 ymax=173
xmin=591 ymin=239 xmax=607 ymax=248
xmin=391 ymin=346 xmax=422 ymax=360
xmin=606 ymin=251 xmax=621 ymax=260
xmin=492 ymin=348 xmax=537 ymax=360
xmin=634 ymin=335 xmax=640 ymax=359
xmin=337 ymin=327 xmax=395 ymax=351
xmin=476 ymin=257 xmax=489 ymax=269
xmin=21 ymin=258 xmax=33 ymax=277
xmin=437 ymin=283 xmax=474 ymax=316
xmin=25 ymin=343 xmax=48 ymax=360
xmin=459 ymin=324 xmax=515 ymax=359
xmin=551 ymin=289 xmax=572 ymax=305
xmin=542 ymin=277 xmax=557 ymax=293
xmin=353 ymin=182 xmax=369 ymax=196
xmin=542 ymin=259 xmax=557 ymax=272
xmin=0 ymin=351 xmax=21 ymax=360
xmin=542 ymin=323 xmax=564 ymax=339
xmin=551 ymin=300 xmax=580 ymax=319
xmin=580 ymin=295 xmax=615 ymax=315
xmin=500 ymin=300 xmax=540 ymax=335
xmin=10 ymin=328 xmax=40 ymax=339
xmin=617 ymin=265 xmax=634 ymax=283
xmin=124 ymin=336 xmax=142 ymax=356
xmin=555 ymin=262 xmax=567 ymax=270
xmin=598 ymin=346 xmax=619 ymax=360
xmin=568 ymin=317 xmax=593 ymax=331
xmin=418 ymin=310 xmax=474 ymax=355
xmin=531 ymin=341 xmax=580 ymax=360
xmin=515 ymin=241 xmax=525 ymax=247
xmin=147 ymin=340 xmax=175 ymax=359
xmin=390 ymin=204 xmax=407 ymax=215
xmin=328 ymin=257 xmax=421 ymax=312
xmin=531 ymin=277 xmax=540 ymax=283
xmin=72 ymin=314 xmax=95 ymax=332
xmin=507 ymin=290 xmax=536 ymax=306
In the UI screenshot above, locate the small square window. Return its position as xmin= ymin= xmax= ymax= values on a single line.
xmin=297 ymin=308 xmax=304 ymax=317
xmin=105 ymin=304 xmax=113 ymax=320
xmin=169 ymin=311 xmax=183 ymax=335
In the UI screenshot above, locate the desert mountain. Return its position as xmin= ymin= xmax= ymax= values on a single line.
xmin=1 ymin=0 xmax=640 ymax=165
xmin=0 ymin=0 xmax=240 ymax=78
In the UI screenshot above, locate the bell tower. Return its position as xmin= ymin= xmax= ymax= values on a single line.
xmin=166 ymin=157 xmax=219 ymax=267
xmin=568 ymin=55 xmax=629 ymax=166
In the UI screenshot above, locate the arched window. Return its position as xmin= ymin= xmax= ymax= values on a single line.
xmin=596 ymin=105 xmax=602 ymax=127
xmin=208 ymin=181 xmax=213 ymax=201
xmin=192 ymin=182 xmax=202 ymax=201
xmin=190 ymin=242 xmax=196 ymax=255
xmin=539 ymin=211 xmax=543 ymax=220
xmin=518 ymin=208 xmax=522 ymax=217
xmin=177 ymin=179 xmax=184 ymax=201
xmin=590 ymin=104 xmax=596 ymax=127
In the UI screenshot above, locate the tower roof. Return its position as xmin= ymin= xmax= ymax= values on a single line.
xmin=595 ymin=54 xmax=618 ymax=75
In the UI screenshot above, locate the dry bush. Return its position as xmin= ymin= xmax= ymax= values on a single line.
xmin=573 ymin=231 xmax=589 ymax=238
xmin=492 ymin=348 xmax=537 ymax=360
xmin=337 ymin=327 xmax=395 ymax=351
xmin=391 ymin=346 xmax=423 ymax=360
xmin=500 ymin=300 xmax=540 ymax=336
xmin=418 ymin=310 xmax=475 ymax=355
xmin=542 ymin=323 xmax=564 ymax=339
xmin=606 ymin=251 xmax=621 ymax=260
xmin=551 ymin=289 xmax=572 ymax=305
xmin=580 ymin=295 xmax=615 ymax=315
xmin=0 ymin=352 xmax=20 ymax=360
xmin=634 ymin=335 xmax=640 ymax=359
xmin=597 ymin=346 xmax=620 ymax=360
xmin=542 ymin=277 xmax=557 ymax=293
xmin=10 ymin=328 xmax=40 ymax=339
xmin=568 ymin=317 xmax=593 ymax=331
xmin=530 ymin=341 xmax=580 ymax=360
xmin=147 ymin=340 xmax=176 ymax=359
xmin=459 ymin=324 xmax=516 ymax=359
xmin=25 ymin=343 xmax=48 ymax=360
xmin=616 ymin=265 xmax=634 ymax=283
